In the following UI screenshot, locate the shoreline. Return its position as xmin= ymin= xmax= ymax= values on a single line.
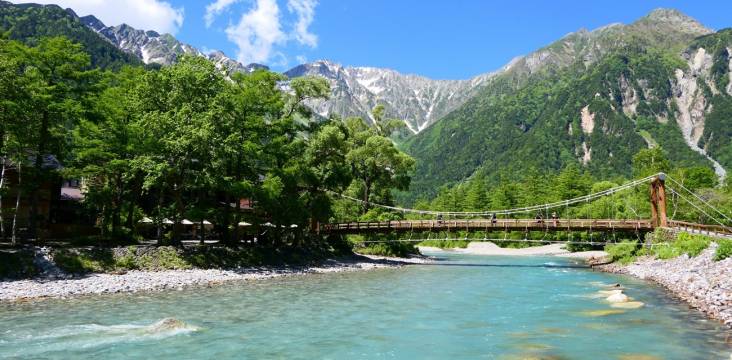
xmin=596 ymin=244 xmax=732 ymax=328
xmin=418 ymin=242 xmax=609 ymax=261
xmin=0 ymin=254 xmax=430 ymax=303
xmin=421 ymin=241 xmax=732 ymax=329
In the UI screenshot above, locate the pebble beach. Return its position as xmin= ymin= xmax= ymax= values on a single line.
xmin=0 ymin=255 xmax=430 ymax=302
xmin=598 ymin=243 xmax=732 ymax=328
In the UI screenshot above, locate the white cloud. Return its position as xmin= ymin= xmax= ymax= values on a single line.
xmin=287 ymin=0 xmax=317 ymax=47
xmin=296 ymin=54 xmax=307 ymax=64
xmin=7 ymin=0 xmax=184 ymax=34
xmin=206 ymin=0 xmax=318 ymax=66
xmin=225 ymin=0 xmax=285 ymax=64
xmin=204 ymin=0 xmax=239 ymax=28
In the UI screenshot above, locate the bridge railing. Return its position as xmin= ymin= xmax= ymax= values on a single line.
xmin=667 ymin=220 xmax=732 ymax=236
xmin=321 ymin=219 xmax=655 ymax=234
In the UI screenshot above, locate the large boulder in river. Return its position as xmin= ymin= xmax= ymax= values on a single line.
xmin=606 ymin=292 xmax=630 ymax=303
xmin=611 ymin=301 xmax=645 ymax=309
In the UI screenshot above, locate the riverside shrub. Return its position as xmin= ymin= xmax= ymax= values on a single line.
xmin=714 ymin=239 xmax=732 ymax=261
xmin=604 ymin=240 xmax=639 ymax=264
xmin=651 ymin=232 xmax=711 ymax=259
xmin=418 ymin=239 xmax=471 ymax=249
xmin=674 ymin=232 xmax=711 ymax=257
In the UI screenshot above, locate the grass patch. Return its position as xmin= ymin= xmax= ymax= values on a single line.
xmin=650 ymin=232 xmax=711 ymax=260
xmin=52 ymin=248 xmax=117 ymax=273
xmin=611 ymin=231 xmax=714 ymax=264
xmin=714 ymin=239 xmax=732 ymax=261
xmin=52 ymin=247 xmax=192 ymax=273
xmin=604 ymin=240 xmax=639 ymax=264
xmin=355 ymin=243 xmax=417 ymax=257
xmin=50 ymin=243 xmax=344 ymax=274
xmin=418 ymin=239 xmax=471 ymax=249
xmin=135 ymin=247 xmax=191 ymax=270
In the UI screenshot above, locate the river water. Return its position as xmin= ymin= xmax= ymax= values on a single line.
xmin=1 ymin=252 xmax=731 ymax=359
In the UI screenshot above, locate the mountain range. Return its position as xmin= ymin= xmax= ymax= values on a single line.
xmin=402 ymin=9 xmax=732 ymax=201
xmin=1 ymin=2 xmax=731 ymax=203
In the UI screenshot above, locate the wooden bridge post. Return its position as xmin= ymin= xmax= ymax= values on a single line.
xmin=650 ymin=174 xmax=668 ymax=228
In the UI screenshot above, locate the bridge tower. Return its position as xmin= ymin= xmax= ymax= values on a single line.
xmin=650 ymin=173 xmax=668 ymax=228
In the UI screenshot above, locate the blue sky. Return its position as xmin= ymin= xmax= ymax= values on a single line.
xmin=14 ymin=0 xmax=732 ymax=79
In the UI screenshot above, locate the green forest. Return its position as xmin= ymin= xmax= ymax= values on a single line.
xmin=402 ymin=28 xmax=732 ymax=204
xmin=1 ymin=34 xmax=731 ymax=260
xmin=1 ymin=2 xmax=732 ymax=262
xmin=0 ymin=36 xmax=414 ymax=253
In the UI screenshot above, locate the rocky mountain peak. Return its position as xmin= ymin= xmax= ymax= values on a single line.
xmin=75 ymin=16 xmax=267 ymax=74
xmin=638 ymin=8 xmax=711 ymax=36
xmin=283 ymin=59 xmax=495 ymax=133
xmin=79 ymin=15 xmax=104 ymax=32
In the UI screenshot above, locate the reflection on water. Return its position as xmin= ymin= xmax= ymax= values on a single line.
xmin=0 ymin=252 xmax=730 ymax=359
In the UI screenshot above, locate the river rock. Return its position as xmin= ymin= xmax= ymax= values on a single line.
xmin=607 ymin=293 xmax=630 ymax=303
xmin=581 ymin=309 xmax=627 ymax=317
xmin=611 ymin=301 xmax=645 ymax=309
xmin=598 ymin=289 xmax=623 ymax=296
xmin=146 ymin=318 xmax=194 ymax=333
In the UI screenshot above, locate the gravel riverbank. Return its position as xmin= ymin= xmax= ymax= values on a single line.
xmin=0 ymin=254 xmax=430 ymax=302
xmin=597 ymin=243 xmax=732 ymax=328
xmin=419 ymin=242 xmax=609 ymax=261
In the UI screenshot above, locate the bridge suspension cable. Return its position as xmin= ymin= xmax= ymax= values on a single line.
xmin=329 ymin=174 xmax=658 ymax=217
xmin=666 ymin=186 xmax=732 ymax=231
xmin=665 ymin=176 xmax=732 ymax=225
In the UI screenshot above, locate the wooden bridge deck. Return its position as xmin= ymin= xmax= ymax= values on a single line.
xmin=321 ymin=219 xmax=655 ymax=235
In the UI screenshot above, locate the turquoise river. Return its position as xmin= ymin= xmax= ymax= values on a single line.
xmin=1 ymin=252 xmax=731 ymax=359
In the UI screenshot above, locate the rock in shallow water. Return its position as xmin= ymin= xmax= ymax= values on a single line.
xmin=606 ymin=293 xmax=630 ymax=303
xmin=611 ymin=301 xmax=645 ymax=309
xmin=145 ymin=318 xmax=198 ymax=333
xmin=580 ymin=309 xmax=627 ymax=317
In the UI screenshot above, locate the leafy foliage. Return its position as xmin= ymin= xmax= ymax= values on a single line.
xmin=714 ymin=239 xmax=732 ymax=261
xmin=604 ymin=241 xmax=639 ymax=264
xmin=401 ymin=32 xmax=731 ymax=203
xmin=0 ymin=2 xmax=140 ymax=69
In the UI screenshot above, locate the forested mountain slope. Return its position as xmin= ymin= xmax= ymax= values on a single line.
xmin=0 ymin=1 xmax=140 ymax=69
xmin=402 ymin=9 xmax=732 ymax=202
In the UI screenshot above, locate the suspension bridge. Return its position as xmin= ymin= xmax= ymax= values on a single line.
xmin=319 ymin=173 xmax=732 ymax=244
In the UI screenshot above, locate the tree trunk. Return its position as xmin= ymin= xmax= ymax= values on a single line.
xmin=0 ymin=158 xmax=6 ymax=241
xmin=125 ymin=175 xmax=142 ymax=230
xmin=11 ymin=161 xmax=21 ymax=246
xmin=156 ymin=186 xmax=164 ymax=246
xmin=221 ymin=193 xmax=231 ymax=245
xmin=172 ymin=180 xmax=183 ymax=246
xmin=362 ymin=178 xmax=372 ymax=214
xmin=234 ymin=196 xmax=241 ymax=245
xmin=111 ymin=173 xmax=123 ymax=234
xmin=199 ymin=218 xmax=205 ymax=245
xmin=29 ymin=111 xmax=50 ymax=241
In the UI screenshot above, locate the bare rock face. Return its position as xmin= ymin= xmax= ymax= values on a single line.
xmin=673 ymin=47 xmax=727 ymax=181
xmin=79 ymin=15 xmax=264 ymax=74
xmin=619 ymin=74 xmax=639 ymax=118
xmin=580 ymin=106 xmax=595 ymax=134
xmin=283 ymin=60 xmax=496 ymax=133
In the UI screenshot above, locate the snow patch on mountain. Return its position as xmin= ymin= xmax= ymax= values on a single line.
xmin=79 ymin=15 xmax=265 ymax=74
xmin=284 ymin=60 xmax=496 ymax=133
